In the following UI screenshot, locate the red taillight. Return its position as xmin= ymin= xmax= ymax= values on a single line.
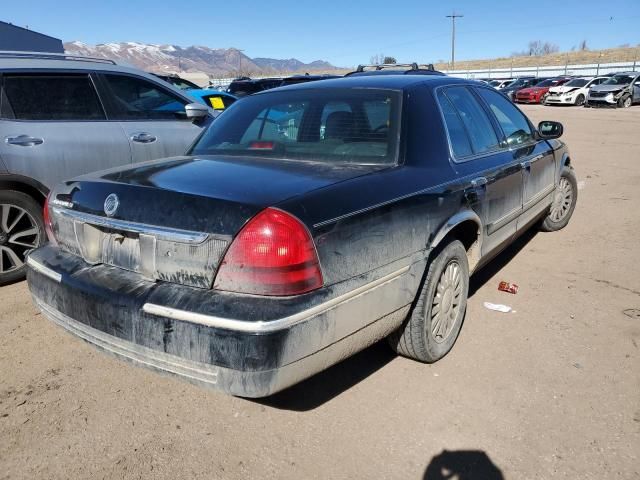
xmin=214 ymin=208 xmax=323 ymax=296
xmin=43 ymin=193 xmax=56 ymax=244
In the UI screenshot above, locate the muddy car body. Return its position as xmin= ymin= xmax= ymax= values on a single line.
xmin=27 ymin=76 xmax=577 ymax=397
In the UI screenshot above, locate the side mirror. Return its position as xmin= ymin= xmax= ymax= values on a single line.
xmin=185 ymin=102 xmax=209 ymax=120
xmin=537 ymin=120 xmax=563 ymax=139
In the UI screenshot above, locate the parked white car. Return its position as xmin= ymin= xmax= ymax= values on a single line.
xmin=545 ymin=77 xmax=608 ymax=106
xmin=489 ymin=79 xmax=515 ymax=90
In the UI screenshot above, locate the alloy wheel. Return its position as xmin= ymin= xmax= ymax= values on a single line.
xmin=0 ymin=203 xmax=40 ymax=274
xmin=431 ymin=260 xmax=463 ymax=344
xmin=550 ymin=177 xmax=574 ymax=222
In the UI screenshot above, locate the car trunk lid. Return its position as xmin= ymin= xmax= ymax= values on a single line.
xmin=49 ymin=155 xmax=386 ymax=288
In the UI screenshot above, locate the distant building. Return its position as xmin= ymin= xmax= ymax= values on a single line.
xmin=0 ymin=20 xmax=63 ymax=53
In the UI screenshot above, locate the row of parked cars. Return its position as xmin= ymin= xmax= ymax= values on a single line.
xmin=483 ymin=72 xmax=640 ymax=108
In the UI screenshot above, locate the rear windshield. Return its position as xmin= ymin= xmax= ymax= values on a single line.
xmin=191 ymin=88 xmax=401 ymax=165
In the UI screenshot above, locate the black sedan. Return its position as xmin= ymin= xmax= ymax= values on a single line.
xmin=27 ymin=75 xmax=578 ymax=397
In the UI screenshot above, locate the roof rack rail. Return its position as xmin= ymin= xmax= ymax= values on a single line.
xmin=0 ymin=51 xmax=117 ymax=65
xmin=355 ymin=63 xmax=435 ymax=72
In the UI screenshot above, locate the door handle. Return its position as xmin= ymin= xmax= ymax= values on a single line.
xmin=5 ymin=135 xmax=44 ymax=146
xmin=130 ymin=132 xmax=157 ymax=144
xmin=470 ymin=177 xmax=488 ymax=188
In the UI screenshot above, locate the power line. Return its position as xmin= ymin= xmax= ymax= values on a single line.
xmin=446 ymin=12 xmax=463 ymax=69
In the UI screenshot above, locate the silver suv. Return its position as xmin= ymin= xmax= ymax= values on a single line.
xmin=0 ymin=52 xmax=213 ymax=284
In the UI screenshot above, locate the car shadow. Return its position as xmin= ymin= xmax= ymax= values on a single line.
xmin=254 ymin=340 xmax=395 ymax=411
xmin=423 ymin=450 xmax=504 ymax=479
xmin=257 ymin=228 xmax=540 ymax=411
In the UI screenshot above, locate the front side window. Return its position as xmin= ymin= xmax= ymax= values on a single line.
xmin=1 ymin=74 xmax=105 ymax=121
xmin=441 ymin=86 xmax=499 ymax=156
xmin=202 ymin=94 xmax=236 ymax=111
xmin=476 ymin=87 xmax=534 ymax=146
xmin=103 ymin=74 xmax=188 ymax=120
xmin=191 ymin=89 xmax=400 ymax=165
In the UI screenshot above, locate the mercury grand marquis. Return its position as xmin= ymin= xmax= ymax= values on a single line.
xmin=26 ymin=75 xmax=577 ymax=397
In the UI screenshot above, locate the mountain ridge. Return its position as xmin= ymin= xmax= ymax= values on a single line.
xmin=64 ymin=41 xmax=339 ymax=77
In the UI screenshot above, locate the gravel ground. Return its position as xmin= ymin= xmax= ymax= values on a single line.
xmin=1 ymin=105 xmax=639 ymax=480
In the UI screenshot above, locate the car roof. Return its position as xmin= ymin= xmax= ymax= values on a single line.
xmin=0 ymin=52 xmax=208 ymax=105
xmin=259 ymin=74 xmax=471 ymax=94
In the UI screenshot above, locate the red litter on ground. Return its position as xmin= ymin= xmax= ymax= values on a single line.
xmin=498 ymin=281 xmax=519 ymax=294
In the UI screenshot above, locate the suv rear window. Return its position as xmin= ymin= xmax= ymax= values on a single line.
xmin=1 ymin=74 xmax=105 ymax=121
xmin=191 ymin=89 xmax=400 ymax=165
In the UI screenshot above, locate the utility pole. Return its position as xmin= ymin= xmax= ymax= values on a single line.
xmin=236 ymin=48 xmax=245 ymax=76
xmin=445 ymin=12 xmax=463 ymax=70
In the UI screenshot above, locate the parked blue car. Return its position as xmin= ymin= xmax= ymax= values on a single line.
xmin=153 ymin=74 xmax=238 ymax=112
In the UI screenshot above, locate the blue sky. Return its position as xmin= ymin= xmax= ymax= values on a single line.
xmin=3 ymin=0 xmax=639 ymax=66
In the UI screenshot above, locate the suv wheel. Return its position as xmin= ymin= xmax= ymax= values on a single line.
xmin=619 ymin=95 xmax=632 ymax=108
xmin=387 ymin=240 xmax=469 ymax=362
xmin=0 ymin=191 xmax=45 ymax=285
xmin=540 ymin=167 xmax=578 ymax=232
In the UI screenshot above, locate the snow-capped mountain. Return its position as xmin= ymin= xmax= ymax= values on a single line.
xmin=64 ymin=41 xmax=338 ymax=76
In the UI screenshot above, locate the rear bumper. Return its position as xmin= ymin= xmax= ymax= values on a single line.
xmin=27 ymin=245 xmax=419 ymax=397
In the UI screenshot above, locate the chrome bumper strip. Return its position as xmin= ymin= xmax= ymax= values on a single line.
xmin=54 ymin=207 xmax=220 ymax=244
xmin=27 ymin=256 xmax=62 ymax=283
xmin=143 ymin=265 xmax=410 ymax=333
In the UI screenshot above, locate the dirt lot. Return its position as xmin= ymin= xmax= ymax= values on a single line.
xmin=1 ymin=105 xmax=639 ymax=479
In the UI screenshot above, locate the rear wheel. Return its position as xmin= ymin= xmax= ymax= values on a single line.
xmin=0 ymin=191 xmax=45 ymax=285
xmin=575 ymin=94 xmax=585 ymax=106
xmin=540 ymin=167 xmax=578 ymax=232
xmin=387 ymin=241 xmax=469 ymax=362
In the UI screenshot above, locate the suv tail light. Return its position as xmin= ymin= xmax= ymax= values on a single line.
xmin=43 ymin=193 xmax=57 ymax=244
xmin=214 ymin=208 xmax=323 ymax=296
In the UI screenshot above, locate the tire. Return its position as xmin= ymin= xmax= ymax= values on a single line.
xmin=540 ymin=167 xmax=578 ymax=232
xmin=575 ymin=94 xmax=585 ymax=106
xmin=541 ymin=94 xmax=548 ymax=105
xmin=388 ymin=240 xmax=469 ymax=363
xmin=0 ymin=190 xmax=45 ymax=285
xmin=618 ymin=95 xmax=632 ymax=108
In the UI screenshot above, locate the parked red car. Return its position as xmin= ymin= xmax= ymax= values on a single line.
xmin=515 ymin=77 xmax=571 ymax=104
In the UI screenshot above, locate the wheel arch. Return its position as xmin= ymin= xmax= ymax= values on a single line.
xmin=0 ymin=174 xmax=49 ymax=207
xmin=430 ymin=210 xmax=483 ymax=272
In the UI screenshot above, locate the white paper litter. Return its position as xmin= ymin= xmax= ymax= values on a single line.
xmin=483 ymin=302 xmax=513 ymax=313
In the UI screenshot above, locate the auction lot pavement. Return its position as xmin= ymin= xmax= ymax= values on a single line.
xmin=1 ymin=105 xmax=639 ymax=480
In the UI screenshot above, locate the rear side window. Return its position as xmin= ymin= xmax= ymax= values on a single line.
xmin=192 ymin=89 xmax=400 ymax=165
xmin=103 ymin=74 xmax=188 ymax=120
xmin=476 ymin=88 xmax=534 ymax=146
xmin=1 ymin=74 xmax=105 ymax=121
xmin=440 ymin=86 xmax=499 ymax=157
xmin=437 ymin=92 xmax=473 ymax=158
